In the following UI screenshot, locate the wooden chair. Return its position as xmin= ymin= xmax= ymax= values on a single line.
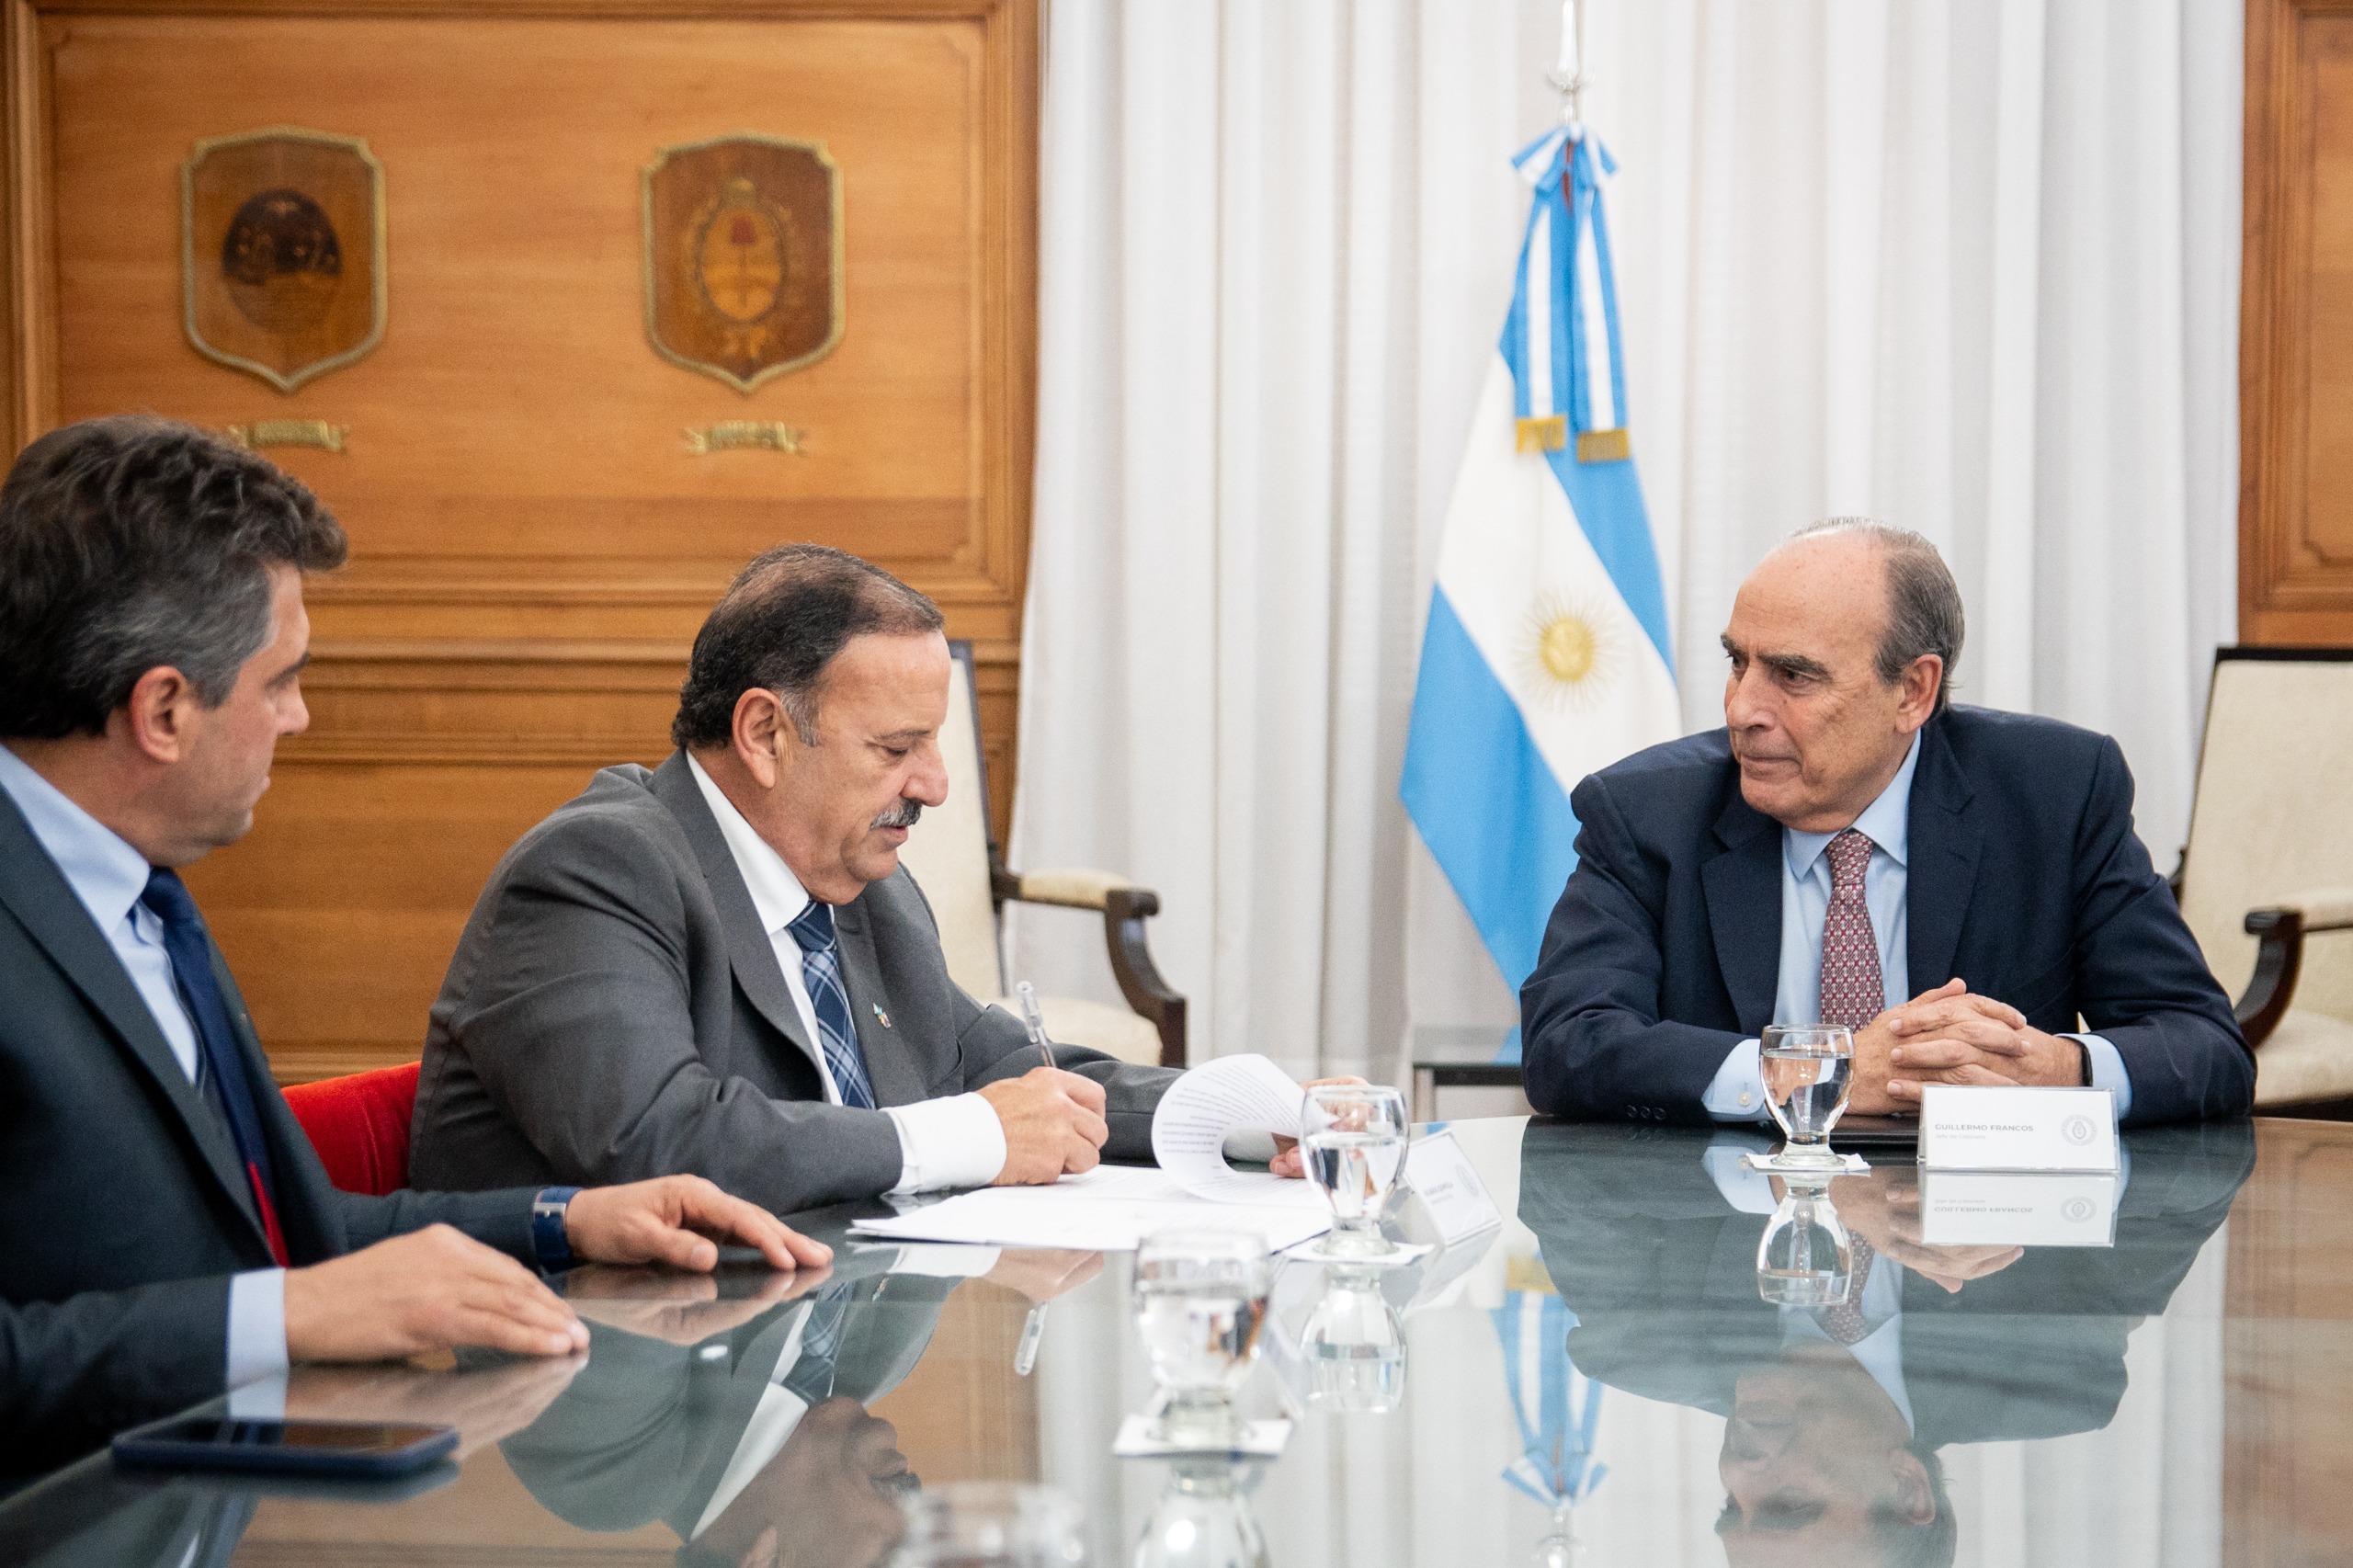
xmin=2176 ymin=649 xmax=2353 ymax=1110
xmin=894 ymin=642 xmax=1187 ymax=1067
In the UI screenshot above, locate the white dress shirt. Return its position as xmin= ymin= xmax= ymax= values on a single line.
xmin=686 ymin=756 xmax=1006 ymax=1192
xmin=1700 ymin=733 xmax=2132 ymax=1119
xmin=0 ymin=744 xmax=287 ymax=1392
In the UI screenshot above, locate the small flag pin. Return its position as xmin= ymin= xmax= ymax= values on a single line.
xmin=871 ymin=1003 xmax=892 ymax=1028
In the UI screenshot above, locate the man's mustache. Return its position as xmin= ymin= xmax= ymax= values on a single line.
xmin=871 ymin=798 xmax=923 ymax=830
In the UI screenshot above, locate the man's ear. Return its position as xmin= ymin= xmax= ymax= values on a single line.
xmin=1887 ymin=1445 xmax=1937 ymax=1525
xmin=1896 ymin=653 xmax=1943 ymax=733
xmin=117 ymin=665 xmax=199 ymax=765
xmin=731 ymin=688 xmax=788 ymax=790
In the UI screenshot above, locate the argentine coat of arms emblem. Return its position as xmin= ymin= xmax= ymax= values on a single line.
xmin=643 ymin=134 xmax=844 ymax=394
xmin=181 ymin=128 xmax=387 ymax=393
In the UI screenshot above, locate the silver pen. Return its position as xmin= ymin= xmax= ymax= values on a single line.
xmin=1016 ymin=981 xmax=1055 ymax=1071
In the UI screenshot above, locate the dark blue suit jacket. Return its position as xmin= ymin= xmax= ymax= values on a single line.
xmin=1519 ymin=707 xmax=2254 ymax=1127
xmin=0 ymin=788 xmax=542 ymax=1476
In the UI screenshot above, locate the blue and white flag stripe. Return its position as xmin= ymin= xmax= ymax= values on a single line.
xmin=1402 ymin=127 xmax=1679 ymax=998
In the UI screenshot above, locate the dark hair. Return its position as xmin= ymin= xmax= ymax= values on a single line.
xmin=1790 ymin=517 xmax=1965 ymax=716
xmin=0 ymin=415 xmax=347 ymax=739
xmin=673 ymin=543 xmax=945 ymax=751
xmin=1715 ymin=1440 xmax=1956 ymax=1568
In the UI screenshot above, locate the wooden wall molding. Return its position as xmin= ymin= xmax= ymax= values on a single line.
xmin=2241 ymin=0 xmax=2353 ymax=643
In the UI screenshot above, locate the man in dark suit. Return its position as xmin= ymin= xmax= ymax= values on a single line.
xmin=409 ymin=544 xmax=1205 ymax=1214
xmin=1521 ymin=519 xmax=2253 ymax=1127
xmin=1518 ymin=1120 xmax=2253 ymax=1567
xmin=0 ymin=417 xmax=828 ymax=1477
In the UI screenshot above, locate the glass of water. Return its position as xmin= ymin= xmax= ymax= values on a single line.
xmin=1297 ymin=1266 xmax=1407 ymax=1413
xmin=895 ymin=1482 xmax=1086 ymax=1567
xmin=1134 ymin=1229 xmax=1272 ymax=1446
xmin=1757 ymin=1024 xmax=1854 ymax=1170
xmin=1755 ymin=1172 xmax=1855 ymax=1309
xmin=1301 ymin=1084 xmax=1409 ymax=1260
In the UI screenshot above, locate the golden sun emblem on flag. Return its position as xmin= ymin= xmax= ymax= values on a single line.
xmin=1519 ymin=590 xmax=1621 ymax=711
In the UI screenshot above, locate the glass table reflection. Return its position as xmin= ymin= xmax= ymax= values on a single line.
xmin=9 ymin=1114 xmax=2353 ymax=1567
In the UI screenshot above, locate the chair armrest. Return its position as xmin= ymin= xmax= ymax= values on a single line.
xmin=1006 ymin=867 xmax=1136 ymax=911
xmin=2273 ymin=887 xmax=2353 ymax=932
xmin=997 ymin=864 xmax=1187 ymax=1067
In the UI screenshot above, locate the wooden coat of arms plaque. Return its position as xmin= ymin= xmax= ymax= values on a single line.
xmin=643 ymin=133 xmax=844 ymax=394
xmin=182 ymin=128 xmax=386 ymax=393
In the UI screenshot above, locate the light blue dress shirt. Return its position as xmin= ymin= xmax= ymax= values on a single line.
xmin=0 ymin=744 xmax=289 ymax=1392
xmin=1700 ymin=733 xmax=2132 ymax=1119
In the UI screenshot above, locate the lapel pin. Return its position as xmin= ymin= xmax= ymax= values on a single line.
xmin=871 ymin=1003 xmax=892 ymax=1028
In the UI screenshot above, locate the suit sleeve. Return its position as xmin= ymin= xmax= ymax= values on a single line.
xmin=0 ymin=1278 xmax=231 ymax=1471
xmin=437 ymin=816 xmax=905 ymax=1214
xmin=2067 ymin=737 xmax=2256 ymax=1123
xmin=1520 ymin=774 xmax=1748 ymax=1122
xmin=332 ymin=1187 xmax=542 ymax=1264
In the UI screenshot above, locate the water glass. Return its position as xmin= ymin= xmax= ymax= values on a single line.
xmin=1759 ymin=1024 xmax=1855 ymax=1167
xmin=1755 ymin=1172 xmax=1855 ymax=1309
xmin=1133 ymin=1229 xmax=1272 ymax=1445
xmin=895 ymin=1482 xmax=1086 ymax=1567
xmin=1131 ymin=1460 xmax=1270 ymax=1568
xmin=1301 ymin=1084 xmax=1409 ymax=1259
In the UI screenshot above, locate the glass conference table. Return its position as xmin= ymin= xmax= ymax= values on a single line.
xmin=6 ymin=1114 xmax=2353 ymax=1567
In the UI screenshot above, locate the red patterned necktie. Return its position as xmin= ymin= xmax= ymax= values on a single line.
xmin=1817 ymin=829 xmax=1885 ymax=1029
xmin=1817 ymin=1234 xmax=1879 ymax=1344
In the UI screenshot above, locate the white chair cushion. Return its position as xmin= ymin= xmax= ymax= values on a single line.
xmin=993 ymin=994 xmax=1165 ymax=1068
xmin=2253 ymin=1008 xmax=2353 ymax=1108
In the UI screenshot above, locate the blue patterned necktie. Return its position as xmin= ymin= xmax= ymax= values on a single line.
xmin=140 ymin=868 xmax=291 ymax=1265
xmin=779 ymin=1279 xmax=858 ymax=1405
xmin=785 ymin=901 xmax=877 ymax=1109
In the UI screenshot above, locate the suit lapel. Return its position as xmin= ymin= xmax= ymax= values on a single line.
xmin=215 ymin=943 xmax=341 ymax=1259
xmin=1700 ymin=790 xmax=1783 ymax=1035
xmin=0 ymin=795 xmax=270 ymax=1255
xmin=1905 ymin=719 xmax=1981 ymax=994
xmin=833 ymin=892 xmax=925 ymax=1108
xmin=649 ymin=753 xmax=824 ymax=1079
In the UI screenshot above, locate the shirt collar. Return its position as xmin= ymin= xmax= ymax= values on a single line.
xmin=0 ymin=743 xmax=153 ymax=937
xmin=685 ymin=752 xmax=813 ymax=938
xmin=1782 ymin=732 xmax=1921 ymax=881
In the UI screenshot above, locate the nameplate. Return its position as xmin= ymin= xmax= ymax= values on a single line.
xmin=1917 ymin=1171 xmax=2119 ymax=1247
xmin=1399 ymin=1131 xmax=1502 ymax=1247
xmin=1916 ymin=1085 xmax=2119 ymax=1173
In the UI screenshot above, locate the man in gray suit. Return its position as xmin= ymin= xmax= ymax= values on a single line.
xmin=411 ymin=545 xmax=1187 ymax=1214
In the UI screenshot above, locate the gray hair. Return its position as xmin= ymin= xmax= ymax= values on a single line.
xmin=1789 ymin=517 xmax=1964 ymax=716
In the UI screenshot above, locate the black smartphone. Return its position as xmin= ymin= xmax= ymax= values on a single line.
xmin=112 ymin=1415 xmax=458 ymax=1478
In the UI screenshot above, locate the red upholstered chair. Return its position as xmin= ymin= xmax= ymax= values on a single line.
xmin=280 ymin=1062 xmax=421 ymax=1198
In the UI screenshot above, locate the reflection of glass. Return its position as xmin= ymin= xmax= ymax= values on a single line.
xmin=1134 ymin=1230 xmax=1271 ymax=1445
xmin=1297 ymin=1267 xmax=1407 ymax=1413
xmin=1756 ymin=1172 xmax=1855 ymax=1308
xmin=1302 ymin=1084 xmax=1410 ymax=1260
xmin=1757 ymin=1024 xmax=1855 ymax=1169
xmin=1131 ymin=1459 xmax=1270 ymax=1568
xmin=895 ymin=1482 xmax=1086 ymax=1566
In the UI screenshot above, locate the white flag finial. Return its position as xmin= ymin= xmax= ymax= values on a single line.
xmin=1547 ymin=0 xmax=1588 ymax=131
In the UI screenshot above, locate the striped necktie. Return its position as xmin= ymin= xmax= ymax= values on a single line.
xmin=140 ymin=869 xmax=291 ymax=1266
xmin=785 ymin=902 xmax=877 ymax=1109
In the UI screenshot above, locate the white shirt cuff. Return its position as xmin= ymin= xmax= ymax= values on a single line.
xmin=1702 ymin=1039 xmax=1771 ymax=1121
xmin=226 ymin=1268 xmax=290 ymax=1392
xmin=2064 ymin=1033 xmax=2133 ymax=1120
xmin=884 ymin=1092 xmax=1008 ymax=1194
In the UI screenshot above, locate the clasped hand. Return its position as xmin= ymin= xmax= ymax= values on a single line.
xmin=1847 ymin=977 xmax=2084 ymax=1115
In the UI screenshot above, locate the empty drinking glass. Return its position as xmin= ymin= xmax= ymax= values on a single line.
xmin=1758 ymin=1024 xmax=1855 ymax=1169
xmin=1133 ymin=1229 xmax=1272 ymax=1446
xmin=1301 ymin=1084 xmax=1409 ymax=1260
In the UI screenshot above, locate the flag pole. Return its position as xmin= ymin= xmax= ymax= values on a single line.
xmin=1544 ymin=0 xmax=1588 ymax=134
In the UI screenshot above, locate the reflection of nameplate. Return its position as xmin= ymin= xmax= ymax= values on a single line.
xmin=182 ymin=128 xmax=385 ymax=392
xmin=1918 ymin=1171 xmax=2120 ymax=1248
xmin=643 ymin=133 xmax=844 ymax=394
xmin=1396 ymin=1130 xmax=1502 ymax=1247
xmin=1917 ymin=1085 xmax=2120 ymax=1173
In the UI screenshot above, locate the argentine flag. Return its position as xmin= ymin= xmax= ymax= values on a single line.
xmin=1402 ymin=125 xmax=1679 ymax=995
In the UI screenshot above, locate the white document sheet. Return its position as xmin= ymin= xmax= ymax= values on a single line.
xmin=851 ymin=1056 xmax=1329 ymax=1252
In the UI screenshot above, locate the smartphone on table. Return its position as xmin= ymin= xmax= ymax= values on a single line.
xmin=112 ymin=1414 xmax=457 ymax=1478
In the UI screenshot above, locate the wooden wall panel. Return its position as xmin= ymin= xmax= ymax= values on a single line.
xmin=3 ymin=0 xmax=1038 ymax=1080
xmin=2243 ymin=0 xmax=2353 ymax=643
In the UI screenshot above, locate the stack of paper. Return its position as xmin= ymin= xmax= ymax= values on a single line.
xmin=851 ymin=1055 xmax=1331 ymax=1252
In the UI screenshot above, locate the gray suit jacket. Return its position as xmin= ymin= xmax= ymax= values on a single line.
xmin=410 ymin=752 xmax=1178 ymax=1212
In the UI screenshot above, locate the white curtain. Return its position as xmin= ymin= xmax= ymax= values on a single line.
xmin=1009 ymin=0 xmax=2243 ymax=1074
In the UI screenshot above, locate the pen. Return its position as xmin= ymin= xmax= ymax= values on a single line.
xmin=1017 ymin=981 xmax=1055 ymax=1072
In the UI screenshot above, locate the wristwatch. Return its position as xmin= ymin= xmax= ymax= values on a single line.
xmin=531 ymin=1186 xmax=582 ymax=1272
